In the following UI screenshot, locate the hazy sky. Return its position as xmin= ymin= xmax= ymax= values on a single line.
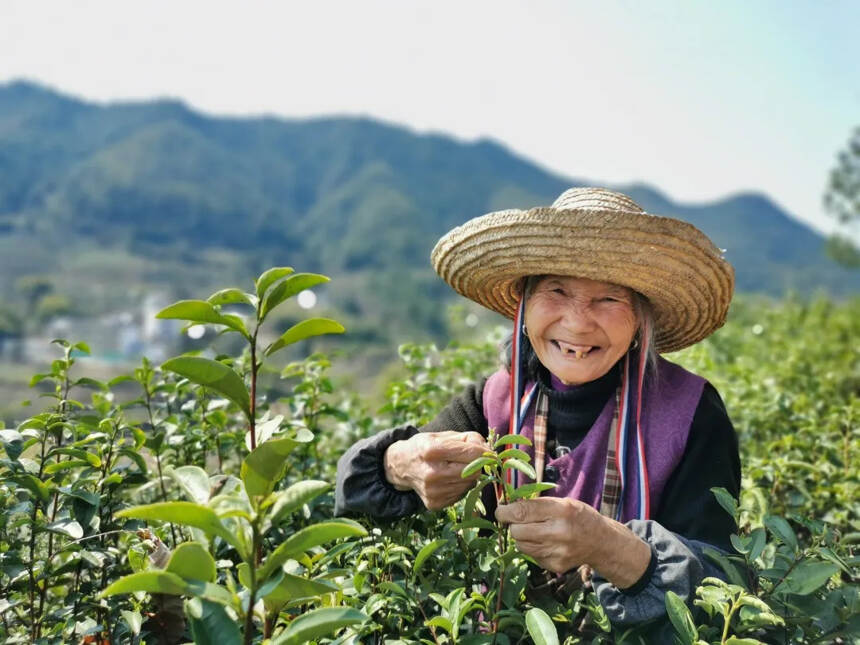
xmin=3 ymin=0 xmax=858 ymax=234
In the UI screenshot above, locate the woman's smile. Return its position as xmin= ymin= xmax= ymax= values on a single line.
xmin=525 ymin=276 xmax=637 ymax=385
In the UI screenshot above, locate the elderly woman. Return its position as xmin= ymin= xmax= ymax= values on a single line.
xmin=335 ymin=188 xmax=740 ymax=631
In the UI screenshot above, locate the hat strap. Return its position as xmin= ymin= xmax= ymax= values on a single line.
xmin=506 ymin=294 xmax=538 ymax=488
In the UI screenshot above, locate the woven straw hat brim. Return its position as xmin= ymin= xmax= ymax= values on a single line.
xmin=431 ymin=206 xmax=734 ymax=353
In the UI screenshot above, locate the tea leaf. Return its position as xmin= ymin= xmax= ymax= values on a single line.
xmin=775 ymin=561 xmax=839 ymax=596
xmin=255 ymin=266 xmax=294 ymax=299
xmin=161 ymin=357 xmax=251 ymax=419
xmin=261 ymin=273 xmax=329 ymax=321
xmin=494 ymin=435 xmax=533 ymax=449
xmin=186 ymin=598 xmax=241 ymax=645
xmin=665 ymin=590 xmax=697 ymax=645
xmin=269 ymin=480 xmax=332 ymax=525
xmin=166 ymin=542 xmax=217 ymax=583
xmin=206 ymin=288 xmax=256 ymax=308
xmin=525 ymin=607 xmax=559 ymax=645
xmin=241 ymin=436 xmax=313 ymax=499
xmin=100 ymin=570 xmax=190 ymax=597
xmin=502 ymin=458 xmax=536 ymax=480
xmin=273 ymin=606 xmax=366 ymax=645
xmin=413 ymin=539 xmax=448 ymax=580
xmin=260 ymin=520 xmax=367 ymax=581
xmin=116 ymin=502 xmax=242 ymax=553
xmin=156 ymin=300 xmax=248 ymax=338
xmin=170 ymin=465 xmax=212 ymax=505
xmin=264 ymin=318 xmax=345 ymax=357
xmin=461 ymin=456 xmax=495 ymax=478
xmin=764 ymin=515 xmax=798 ymax=552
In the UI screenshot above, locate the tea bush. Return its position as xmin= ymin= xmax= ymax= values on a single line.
xmin=0 ymin=276 xmax=857 ymax=644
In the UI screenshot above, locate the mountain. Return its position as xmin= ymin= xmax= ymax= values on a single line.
xmin=0 ymin=80 xmax=856 ymax=344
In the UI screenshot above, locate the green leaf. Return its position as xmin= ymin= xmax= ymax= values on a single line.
xmin=265 ymin=318 xmax=345 ymax=357
xmin=207 ymin=288 xmax=255 ymax=308
xmin=161 ymin=357 xmax=250 ymax=419
xmin=156 ymin=300 xmax=248 ymax=337
xmin=498 ymin=448 xmax=530 ymax=461
xmin=665 ymin=591 xmax=697 ymax=645
xmin=776 ymin=561 xmax=839 ymax=596
xmin=9 ymin=474 xmax=52 ymax=504
xmin=261 ymin=273 xmax=330 ymax=321
xmin=502 ymin=458 xmax=537 ymax=480
xmin=116 ymin=502 xmax=241 ymax=554
xmin=711 ymin=487 xmax=739 ymax=519
xmin=45 ymin=518 xmax=84 ymax=539
xmin=241 ymin=435 xmax=313 ymax=499
xmin=413 ymin=539 xmax=448 ymax=580
xmin=273 ymin=606 xmax=366 ymax=645
xmin=493 ymin=435 xmax=533 ymax=449
xmin=186 ymin=598 xmax=241 ymax=645
xmin=100 ymin=570 xmax=190 ymax=597
xmin=748 ymin=527 xmax=767 ymax=562
xmin=461 ymin=456 xmax=496 ymax=478
xmin=509 ymin=482 xmax=556 ymax=501
xmin=260 ymin=520 xmax=367 ymax=582
xmin=121 ymin=610 xmax=143 ymax=636
xmin=524 ymin=607 xmax=559 ymax=645
xmin=255 ymin=266 xmax=294 ymax=299
xmin=725 ymin=638 xmax=766 ymax=644
xmin=269 ymin=480 xmax=332 ymax=525
xmin=764 ymin=515 xmax=798 ymax=552
xmin=166 ymin=542 xmax=217 ymax=583
xmin=170 ymin=465 xmax=212 ymax=505
xmin=263 ymin=573 xmax=338 ymax=612
xmin=118 ymin=447 xmax=147 ymax=474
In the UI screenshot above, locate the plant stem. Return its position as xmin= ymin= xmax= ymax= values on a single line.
xmin=249 ymin=334 xmax=258 ymax=450
xmin=243 ymin=525 xmax=261 ymax=645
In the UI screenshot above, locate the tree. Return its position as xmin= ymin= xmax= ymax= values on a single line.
xmin=823 ymin=126 xmax=860 ymax=267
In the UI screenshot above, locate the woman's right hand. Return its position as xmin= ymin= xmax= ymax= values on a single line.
xmin=383 ymin=431 xmax=489 ymax=510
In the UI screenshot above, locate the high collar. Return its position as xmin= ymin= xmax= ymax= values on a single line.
xmin=539 ymin=360 xmax=620 ymax=401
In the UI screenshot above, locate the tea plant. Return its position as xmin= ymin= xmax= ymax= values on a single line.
xmin=1 ymin=288 xmax=857 ymax=644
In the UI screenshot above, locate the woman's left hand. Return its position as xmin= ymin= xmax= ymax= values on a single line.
xmin=496 ymin=498 xmax=652 ymax=588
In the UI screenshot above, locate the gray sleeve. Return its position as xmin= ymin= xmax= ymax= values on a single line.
xmin=591 ymin=519 xmax=728 ymax=626
xmin=334 ymin=425 xmax=423 ymax=519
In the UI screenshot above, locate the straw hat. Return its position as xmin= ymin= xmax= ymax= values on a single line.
xmin=431 ymin=187 xmax=734 ymax=353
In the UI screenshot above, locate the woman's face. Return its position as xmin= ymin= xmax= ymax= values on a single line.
xmin=524 ymin=276 xmax=637 ymax=385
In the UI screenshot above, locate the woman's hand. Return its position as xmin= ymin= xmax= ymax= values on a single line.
xmin=383 ymin=431 xmax=488 ymax=511
xmin=496 ymin=498 xmax=652 ymax=589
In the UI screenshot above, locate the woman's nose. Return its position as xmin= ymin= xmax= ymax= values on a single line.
xmin=560 ymin=298 xmax=597 ymax=330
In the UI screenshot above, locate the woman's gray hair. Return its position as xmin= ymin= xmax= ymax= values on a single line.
xmin=501 ymin=276 xmax=658 ymax=379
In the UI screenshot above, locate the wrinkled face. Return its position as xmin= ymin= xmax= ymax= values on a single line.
xmin=524 ymin=276 xmax=637 ymax=385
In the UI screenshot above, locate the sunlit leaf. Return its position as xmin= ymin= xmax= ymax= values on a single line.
xmin=166 ymin=542 xmax=217 ymax=582
xmin=260 ymin=520 xmax=367 ymax=582
xmin=272 ymin=606 xmax=366 ymax=645
xmin=116 ymin=502 xmax=242 ymax=554
xmin=161 ymin=357 xmax=250 ymax=419
xmin=261 ymin=273 xmax=330 ymax=321
xmin=264 ymin=318 xmax=345 ymax=357
xmin=156 ymin=300 xmax=249 ymax=337
xmin=241 ymin=435 xmax=313 ymax=499
xmin=100 ymin=570 xmax=189 ymax=597
xmin=255 ymin=266 xmax=294 ymax=299
xmin=525 ymin=607 xmax=559 ymax=645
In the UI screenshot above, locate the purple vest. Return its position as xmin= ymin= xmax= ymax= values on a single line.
xmin=482 ymin=357 xmax=705 ymax=522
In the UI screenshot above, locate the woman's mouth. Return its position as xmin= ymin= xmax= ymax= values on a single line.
xmin=552 ymin=340 xmax=597 ymax=359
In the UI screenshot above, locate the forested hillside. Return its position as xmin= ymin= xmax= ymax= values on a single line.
xmin=0 ymin=80 xmax=857 ymax=344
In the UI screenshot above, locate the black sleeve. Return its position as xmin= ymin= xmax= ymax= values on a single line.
xmin=334 ymin=379 xmax=488 ymax=519
xmin=652 ymin=382 xmax=741 ymax=552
